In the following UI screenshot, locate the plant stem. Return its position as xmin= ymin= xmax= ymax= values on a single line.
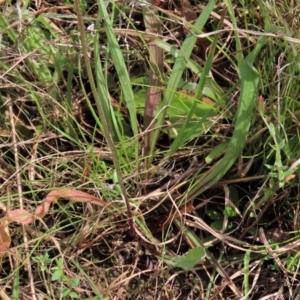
xmin=74 ymin=0 xmax=135 ymax=236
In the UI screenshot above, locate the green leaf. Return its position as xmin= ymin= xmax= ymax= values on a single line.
xmin=229 ymin=186 xmax=240 ymax=205
xmin=186 ymin=29 xmax=274 ymax=202
xmin=163 ymin=247 xmax=206 ymax=271
xmin=97 ymin=0 xmax=138 ymax=141
xmin=62 ymin=288 xmax=71 ymax=297
xmin=148 ymin=0 xmax=217 ymax=159
xmin=205 ymin=141 xmax=229 ymax=164
xmin=210 ymin=219 xmax=223 ymax=230
xmin=278 ymin=139 xmax=285 ymax=150
xmin=51 ymin=270 xmax=62 ymax=281
xmin=69 ymin=291 xmax=79 ymax=299
xmin=206 ymin=209 xmax=222 ymax=221
xmin=69 ymin=277 xmax=80 ymax=287
xmin=268 ymin=122 xmax=276 ymax=136
xmin=135 ymin=88 xmax=217 ymax=141
xmin=162 ymin=91 xmax=217 ymax=138
xmin=224 ymin=206 xmax=236 ymax=217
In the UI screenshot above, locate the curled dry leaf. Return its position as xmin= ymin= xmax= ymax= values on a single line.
xmin=0 ymin=189 xmax=107 ymax=261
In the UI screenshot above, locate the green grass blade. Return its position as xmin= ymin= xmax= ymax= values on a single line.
xmin=74 ymin=0 xmax=135 ymax=234
xmin=186 ymin=32 xmax=272 ymax=202
xmin=93 ymin=17 xmax=117 ymax=140
xmin=148 ymin=0 xmax=217 ymax=160
xmin=168 ymin=15 xmax=224 ymax=155
xmin=12 ymin=262 xmax=20 ymax=300
xmin=243 ymin=251 xmax=250 ymax=299
xmin=154 ymin=39 xmax=224 ymax=100
xmin=97 ymin=1 xmax=138 ymax=146
xmin=223 ymin=0 xmax=243 ymax=64
xmin=0 ymin=10 xmax=17 ymax=42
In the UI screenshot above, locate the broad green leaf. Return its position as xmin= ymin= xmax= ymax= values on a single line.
xmin=163 ymin=247 xmax=206 ymax=271
xmin=51 ymin=270 xmax=62 ymax=281
xmin=62 ymin=288 xmax=72 ymax=298
xmin=135 ymin=89 xmax=217 ymax=141
xmin=162 ymin=91 xmax=217 ymax=138
xmin=69 ymin=277 xmax=80 ymax=287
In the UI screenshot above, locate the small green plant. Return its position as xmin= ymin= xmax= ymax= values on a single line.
xmin=32 ymin=253 xmax=52 ymax=272
xmin=51 ymin=258 xmax=80 ymax=299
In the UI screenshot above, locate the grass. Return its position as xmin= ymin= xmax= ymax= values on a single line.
xmin=1 ymin=0 xmax=300 ymax=299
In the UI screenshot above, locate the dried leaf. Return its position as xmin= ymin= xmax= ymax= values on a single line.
xmin=0 ymin=189 xmax=107 ymax=261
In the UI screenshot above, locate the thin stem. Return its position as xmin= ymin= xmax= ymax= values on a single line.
xmin=74 ymin=1 xmax=135 ymax=236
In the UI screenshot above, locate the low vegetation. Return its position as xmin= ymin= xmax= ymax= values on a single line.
xmin=0 ymin=0 xmax=300 ymax=299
